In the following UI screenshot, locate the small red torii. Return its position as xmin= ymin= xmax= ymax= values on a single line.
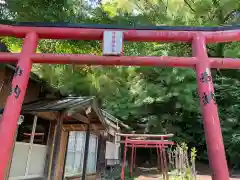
xmin=117 ymin=133 xmax=175 ymax=180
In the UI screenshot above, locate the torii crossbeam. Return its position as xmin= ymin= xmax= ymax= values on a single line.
xmin=0 ymin=22 xmax=238 ymax=180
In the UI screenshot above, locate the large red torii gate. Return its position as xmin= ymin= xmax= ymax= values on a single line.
xmin=0 ymin=22 xmax=239 ymax=180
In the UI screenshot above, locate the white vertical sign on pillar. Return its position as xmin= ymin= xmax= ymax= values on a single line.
xmin=103 ymin=31 xmax=123 ymax=56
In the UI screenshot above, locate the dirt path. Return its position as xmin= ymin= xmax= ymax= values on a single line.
xmin=197 ymin=175 xmax=240 ymax=180
xmin=134 ymin=166 xmax=240 ymax=180
xmin=135 ymin=174 xmax=240 ymax=180
xmin=133 ymin=163 xmax=240 ymax=180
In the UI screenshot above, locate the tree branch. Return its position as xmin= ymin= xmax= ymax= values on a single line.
xmin=183 ymin=0 xmax=195 ymax=13
xmin=207 ymin=46 xmax=216 ymax=54
xmin=216 ymin=43 xmax=225 ymax=58
xmin=212 ymin=0 xmax=224 ymax=24
xmin=223 ymin=9 xmax=240 ymax=23
xmin=212 ymin=0 xmax=220 ymax=6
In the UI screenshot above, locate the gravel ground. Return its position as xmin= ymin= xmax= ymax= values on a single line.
xmin=132 ymin=163 xmax=240 ymax=180
xmin=135 ymin=174 xmax=240 ymax=180
xmin=197 ymin=175 xmax=240 ymax=180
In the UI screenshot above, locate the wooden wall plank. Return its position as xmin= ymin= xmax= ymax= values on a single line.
xmin=44 ymin=121 xmax=56 ymax=179
xmin=63 ymin=124 xmax=104 ymax=132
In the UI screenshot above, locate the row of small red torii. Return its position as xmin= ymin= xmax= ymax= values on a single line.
xmin=117 ymin=133 xmax=174 ymax=180
xmin=0 ymin=23 xmax=239 ymax=180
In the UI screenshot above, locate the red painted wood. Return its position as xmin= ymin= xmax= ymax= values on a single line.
xmin=133 ymin=147 xmax=136 ymax=169
xmin=0 ymin=23 xmax=234 ymax=180
xmin=126 ymin=140 xmax=174 ymax=145
xmin=0 ymin=24 xmax=239 ymax=43
xmin=193 ymin=36 xmax=229 ymax=180
xmin=121 ymin=136 xmax=128 ymax=180
xmin=156 ymin=147 xmax=160 ymax=170
xmin=2 ymin=53 xmax=240 ymax=70
xmin=0 ymin=32 xmax=38 ymax=178
xmin=0 ymin=53 xmax=195 ymax=67
xmin=130 ymin=144 xmax=134 ymax=177
xmin=126 ymin=144 xmax=168 ymax=148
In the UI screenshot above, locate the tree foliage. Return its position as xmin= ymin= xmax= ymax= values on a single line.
xmin=1 ymin=0 xmax=240 ymax=169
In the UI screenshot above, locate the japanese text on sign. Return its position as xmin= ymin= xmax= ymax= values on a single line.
xmin=14 ymin=66 xmax=23 ymax=77
xmin=200 ymin=71 xmax=212 ymax=83
xmin=202 ymin=91 xmax=216 ymax=105
xmin=9 ymin=85 xmax=21 ymax=99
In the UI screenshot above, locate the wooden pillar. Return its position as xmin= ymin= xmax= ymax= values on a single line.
xmin=130 ymin=144 xmax=134 ymax=176
xmin=96 ymin=134 xmax=102 ymax=172
xmin=133 ymin=146 xmax=136 ymax=169
xmin=82 ymin=124 xmax=90 ymax=180
xmin=54 ymin=130 xmax=69 ymax=180
xmin=156 ymin=146 xmax=160 ymax=170
xmin=96 ymin=133 xmax=106 ymax=173
xmin=121 ymin=136 xmax=128 ymax=180
xmin=44 ymin=121 xmax=56 ymax=179
xmin=49 ymin=114 xmax=64 ymax=180
xmin=62 ymin=132 xmax=70 ymax=178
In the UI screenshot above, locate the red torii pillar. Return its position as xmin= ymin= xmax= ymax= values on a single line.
xmin=193 ymin=36 xmax=228 ymax=180
xmin=0 ymin=32 xmax=38 ymax=178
